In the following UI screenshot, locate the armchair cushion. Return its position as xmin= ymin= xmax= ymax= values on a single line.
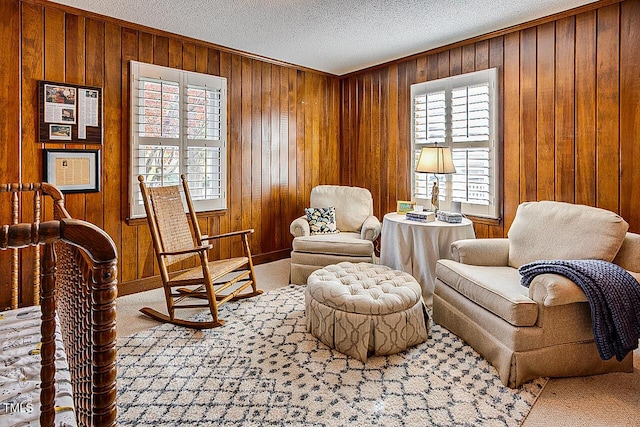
xmin=507 ymin=201 xmax=629 ymax=268
xmin=311 ymin=185 xmax=373 ymax=232
xmin=292 ymin=232 xmax=374 ymax=256
xmin=436 ymin=260 xmax=538 ymax=326
xmin=305 ymin=206 xmax=339 ymax=234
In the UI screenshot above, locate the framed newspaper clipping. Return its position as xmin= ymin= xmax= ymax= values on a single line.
xmin=43 ymin=149 xmax=100 ymax=193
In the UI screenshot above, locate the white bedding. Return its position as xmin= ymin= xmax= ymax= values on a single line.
xmin=0 ymin=306 xmax=76 ymax=427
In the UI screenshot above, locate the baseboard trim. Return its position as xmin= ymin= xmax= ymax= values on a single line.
xmin=252 ymin=249 xmax=291 ymax=265
xmin=118 ymin=249 xmax=291 ymax=297
xmin=118 ymin=275 xmax=162 ymax=297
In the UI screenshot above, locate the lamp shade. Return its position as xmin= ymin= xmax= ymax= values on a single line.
xmin=415 ymin=146 xmax=456 ymax=174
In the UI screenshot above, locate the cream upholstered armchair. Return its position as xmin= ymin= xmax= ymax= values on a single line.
xmin=289 ymin=185 xmax=381 ymax=284
xmin=434 ymin=201 xmax=640 ymax=388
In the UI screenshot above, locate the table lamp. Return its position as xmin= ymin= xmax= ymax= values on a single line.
xmin=415 ymin=146 xmax=456 ymax=212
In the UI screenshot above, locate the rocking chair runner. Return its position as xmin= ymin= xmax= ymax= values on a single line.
xmin=138 ymin=174 xmax=262 ymax=329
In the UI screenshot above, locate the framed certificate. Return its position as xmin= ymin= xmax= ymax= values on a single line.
xmin=43 ymin=149 xmax=100 ymax=193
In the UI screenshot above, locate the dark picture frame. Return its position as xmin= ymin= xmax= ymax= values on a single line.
xmin=39 ymin=80 xmax=103 ymax=144
xmin=43 ymin=148 xmax=100 ymax=193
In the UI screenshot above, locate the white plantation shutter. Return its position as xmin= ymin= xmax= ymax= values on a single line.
xmin=185 ymin=146 xmax=223 ymax=202
xmin=450 ymin=82 xmax=491 ymax=209
xmin=183 ymin=73 xmax=226 ymax=212
xmin=411 ymin=68 xmax=498 ymax=219
xmin=130 ymin=61 xmax=227 ymax=218
xmin=426 ymin=91 xmax=446 ymax=144
xmin=134 ymin=71 xmax=182 ymax=193
xmin=451 ymin=148 xmax=491 ymax=206
xmin=137 ymin=78 xmax=180 ymax=139
xmin=186 ymin=85 xmax=223 ymax=140
xmin=413 ymin=94 xmax=427 ymax=144
xmin=451 ymin=84 xmax=490 ymax=143
xmin=137 ymin=144 xmax=180 ymax=186
xmin=414 ymin=90 xmax=448 ymax=203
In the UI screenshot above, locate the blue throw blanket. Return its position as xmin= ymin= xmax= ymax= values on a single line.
xmin=519 ymin=259 xmax=640 ymax=361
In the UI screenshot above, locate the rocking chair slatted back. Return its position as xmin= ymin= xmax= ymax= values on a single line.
xmin=148 ymin=185 xmax=196 ymax=266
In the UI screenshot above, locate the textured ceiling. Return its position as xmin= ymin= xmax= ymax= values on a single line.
xmin=50 ymin=0 xmax=596 ymax=75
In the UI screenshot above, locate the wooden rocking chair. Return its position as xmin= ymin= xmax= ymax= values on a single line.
xmin=138 ymin=174 xmax=262 ymax=329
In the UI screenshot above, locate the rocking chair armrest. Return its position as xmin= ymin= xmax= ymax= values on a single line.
xmin=159 ymin=244 xmax=212 ymax=257
xmin=201 ymin=229 xmax=255 ymax=241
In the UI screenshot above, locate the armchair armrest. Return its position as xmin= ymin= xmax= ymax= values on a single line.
xmin=361 ymin=215 xmax=381 ymax=241
xmin=201 ymin=229 xmax=254 ymax=241
xmin=528 ymin=273 xmax=588 ymax=307
xmin=159 ymin=244 xmax=212 ymax=257
xmin=451 ymin=238 xmax=509 ymax=266
xmin=290 ymin=216 xmax=310 ymax=237
xmin=529 ymin=269 xmax=639 ymax=307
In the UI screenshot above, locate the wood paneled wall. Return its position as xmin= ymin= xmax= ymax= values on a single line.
xmin=341 ymin=0 xmax=640 ymax=237
xmin=0 ymin=0 xmax=341 ymax=307
xmin=2 ymin=0 xmax=639 ymax=306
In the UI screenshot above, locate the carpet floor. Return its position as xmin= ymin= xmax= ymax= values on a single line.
xmin=117 ymin=285 xmax=546 ymax=426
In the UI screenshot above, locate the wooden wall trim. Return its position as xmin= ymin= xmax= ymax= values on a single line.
xmin=27 ymin=0 xmax=622 ymax=80
xmin=22 ymin=0 xmax=338 ymax=78
xmin=341 ymin=0 xmax=623 ymax=79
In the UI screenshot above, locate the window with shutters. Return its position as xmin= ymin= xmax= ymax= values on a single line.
xmin=411 ymin=68 xmax=499 ymax=219
xmin=129 ymin=61 xmax=227 ymax=218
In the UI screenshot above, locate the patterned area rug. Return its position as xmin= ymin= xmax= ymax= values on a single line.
xmin=117 ymin=285 xmax=546 ymax=426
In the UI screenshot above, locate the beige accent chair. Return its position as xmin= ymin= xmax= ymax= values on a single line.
xmin=290 ymin=185 xmax=381 ymax=284
xmin=434 ymin=201 xmax=639 ymax=388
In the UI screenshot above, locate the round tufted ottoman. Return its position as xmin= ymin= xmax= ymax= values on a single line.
xmin=305 ymin=262 xmax=429 ymax=361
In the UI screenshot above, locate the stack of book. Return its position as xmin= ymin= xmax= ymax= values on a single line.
xmin=436 ymin=211 xmax=463 ymax=223
xmin=406 ymin=210 xmax=435 ymax=223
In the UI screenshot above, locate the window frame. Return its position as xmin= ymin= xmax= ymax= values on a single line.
xmin=411 ymin=68 xmax=499 ymax=219
xmin=129 ymin=60 xmax=228 ymax=219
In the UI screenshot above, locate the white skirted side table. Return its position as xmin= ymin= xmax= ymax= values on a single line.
xmin=380 ymin=213 xmax=475 ymax=308
xmin=305 ymin=262 xmax=429 ymax=362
